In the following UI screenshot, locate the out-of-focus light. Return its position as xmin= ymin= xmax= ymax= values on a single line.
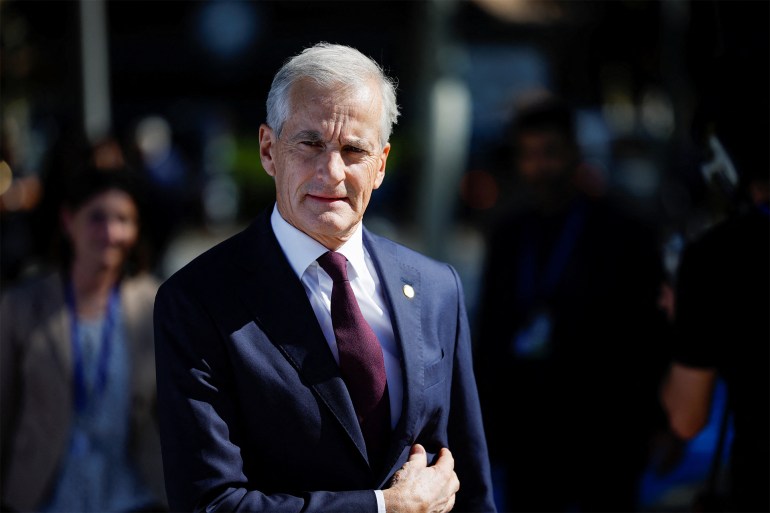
xmin=0 ymin=161 xmax=12 ymax=196
xmin=197 ymin=0 xmax=260 ymax=59
xmin=136 ymin=115 xmax=172 ymax=163
xmin=602 ymin=96 xmax=636 ymax=136
xmin=0 ymin=168 xmax=42 ymax=213
xmin=461 ymin=169 xmax=499 ymax=210
xmin=614 ymin=157 xmax=659 ymax=199
xmin=203 ymin=175 xmax=239 ymax=226
xmin=601 ymin=64 xmax=636 ymax=135
xmin=92 ymin=137 xmax=125 ymax=169
xmin=640 ymin=88 xmax=675 ymax=139
xmin=473 ymin=0 xmax=565 ymax=24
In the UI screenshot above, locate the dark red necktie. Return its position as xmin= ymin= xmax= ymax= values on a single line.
xmin=317 ymin=251 xmax=390 ymax=468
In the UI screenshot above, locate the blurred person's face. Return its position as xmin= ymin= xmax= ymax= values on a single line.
xmin=259 ymin=78 xmax=390 ymax=250
xmin=62 ymin=189 xmax=139 ymax=272
xmin=515 ymin=129 xmax=578 ymax=207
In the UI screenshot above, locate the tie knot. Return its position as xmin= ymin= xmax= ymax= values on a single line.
xmin=317 ymin=251 xmax=349 ymax=283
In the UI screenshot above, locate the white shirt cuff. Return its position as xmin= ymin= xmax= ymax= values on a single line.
xmin=375 ymin=489 xmax=386 ymax=513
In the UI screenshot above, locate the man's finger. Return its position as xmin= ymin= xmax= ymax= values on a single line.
xmin=432 ymin=447 xmax=454 ymax=469
xmin=432 ymin=449 xmax=457 ymax=489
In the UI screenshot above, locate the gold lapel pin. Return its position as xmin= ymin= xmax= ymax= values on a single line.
xmin=402 ymin=284 xmax=415 ymax=299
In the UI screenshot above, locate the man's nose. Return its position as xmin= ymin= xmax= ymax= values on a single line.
xmin=318 ymin=150 xmax=346 ymax=181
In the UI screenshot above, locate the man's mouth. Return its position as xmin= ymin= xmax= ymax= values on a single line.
xmin=308 ymin=194 xmax=347 ymax=204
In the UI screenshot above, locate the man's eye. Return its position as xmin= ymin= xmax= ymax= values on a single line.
xmin=345 ymin=146 xmax=365 ymax=154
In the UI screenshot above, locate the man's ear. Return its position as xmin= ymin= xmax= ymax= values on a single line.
xmin=259 ymin=124 xmax=277 ymax=177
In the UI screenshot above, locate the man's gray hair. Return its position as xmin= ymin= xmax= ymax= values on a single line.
xmin=266 ymin=42 xmax=400 ymax=147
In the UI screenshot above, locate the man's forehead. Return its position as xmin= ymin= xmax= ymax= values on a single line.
xmin=290 ymin=78 xmax=381 ymax=112
xmin=284 ymin=109 xmax=380 ymax=144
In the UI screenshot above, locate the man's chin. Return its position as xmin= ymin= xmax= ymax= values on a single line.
xmin=305 ymin=212 xmax=359 ymax=242
xmin=315 ymin=213 xmax=350 ymax=231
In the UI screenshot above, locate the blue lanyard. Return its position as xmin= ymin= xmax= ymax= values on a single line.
xmin=515 ymin=199 xmax=586 ymax=307
xmin=65 ymin=279 xmax=120 ymax=414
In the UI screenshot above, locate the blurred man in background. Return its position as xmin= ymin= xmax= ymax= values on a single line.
xmin=661 ymin=2 xmax=769 ymax=510
xmin=474 ymin=91 xmax=669 ymax=512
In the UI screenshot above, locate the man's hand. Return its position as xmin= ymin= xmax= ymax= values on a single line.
xmin=382 ymin=444 xmax=459 ymax=513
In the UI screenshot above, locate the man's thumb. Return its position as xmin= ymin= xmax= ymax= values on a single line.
xmin=408 ymin=443 xmax=427 ymax=463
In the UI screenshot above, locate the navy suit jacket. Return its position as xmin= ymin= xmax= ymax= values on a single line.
xmin=154 ymin=208 xmax=496 ymax=513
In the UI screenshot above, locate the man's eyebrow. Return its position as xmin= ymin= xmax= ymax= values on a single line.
xmin=289 ymin=130 xmax=323 ymax=142
xmin=343 ymin=137 xmax=375 ymax=151
xmin=289 ymin=131 xmax=375 ymax=151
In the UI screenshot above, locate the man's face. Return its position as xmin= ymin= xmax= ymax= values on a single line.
xmin=514 ymin=129 xmax=578 ymax=209
xmin=259 ymin=78 xmax=390 ymax=249
xmin=516 ymin=130 xmax=575 ymax=189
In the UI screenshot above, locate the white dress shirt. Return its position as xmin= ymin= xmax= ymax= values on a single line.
xmin=270 ymin=205 xmax=402 ymax=513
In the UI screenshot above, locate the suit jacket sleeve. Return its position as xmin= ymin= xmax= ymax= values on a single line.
xmin=442 ymin=265 xmax=497 ymax=513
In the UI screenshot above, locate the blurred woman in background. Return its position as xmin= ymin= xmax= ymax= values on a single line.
xmin=0 ymin=164 xmax=167 ymax=512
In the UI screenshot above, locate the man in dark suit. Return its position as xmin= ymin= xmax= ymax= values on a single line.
xmin=154 ymin=42 xmax=496 ymax=513
xmin=474 ymin=92 xmax=669 ymax=512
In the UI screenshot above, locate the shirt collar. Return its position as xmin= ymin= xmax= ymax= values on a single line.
xmin=270 ymin=203 xmax=367 ymax=279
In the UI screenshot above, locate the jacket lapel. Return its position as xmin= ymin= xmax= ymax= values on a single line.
xmin=43 ymin=274 xmax=74 ymax=386
xmin=233 ymin=212 xmax=367 ymax=460
xmin=363 ymin=230 xmax=424 ymax=478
